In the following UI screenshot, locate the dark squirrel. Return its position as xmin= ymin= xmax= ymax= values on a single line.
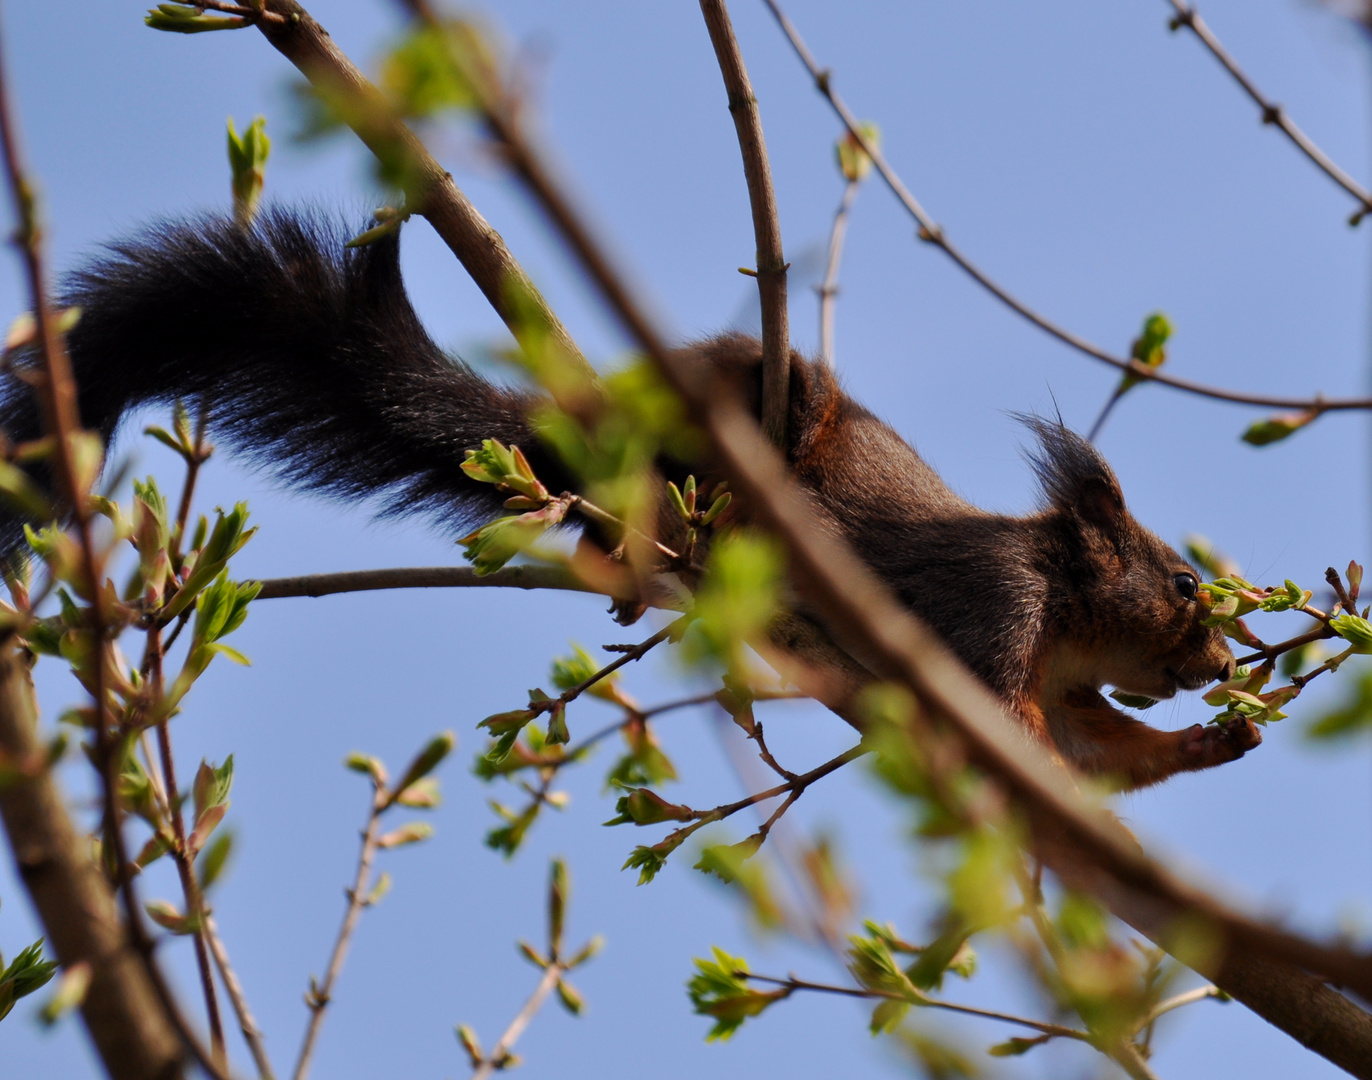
xmin=1 ymin=209 xmax=1259 ymax=790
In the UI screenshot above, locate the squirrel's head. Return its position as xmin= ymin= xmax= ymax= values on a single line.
xmin=1025 ymin=419 xmax=1235 ymax=701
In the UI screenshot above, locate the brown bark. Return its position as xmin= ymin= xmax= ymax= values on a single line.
xmin=0 ymin=643 xmax=184 ymax=1080
xmin=257 ymin=1 xmax=595 ymax=394
xmin=699 ymin=0 xmax=790 ymax=447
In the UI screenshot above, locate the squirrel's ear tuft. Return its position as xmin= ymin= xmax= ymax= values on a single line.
xmin=1018 ymin=416 xmax=1126 ymax=535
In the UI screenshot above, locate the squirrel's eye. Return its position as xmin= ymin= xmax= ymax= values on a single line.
xmin=1173 ymin=572 xmax=1199 ymax=602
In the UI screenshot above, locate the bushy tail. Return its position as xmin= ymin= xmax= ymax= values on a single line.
xmin=0 ymin=208 xmax=552 ymax=537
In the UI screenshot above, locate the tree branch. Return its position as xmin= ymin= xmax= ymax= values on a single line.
xmin=0 ymin=643 xmax=185 ymax=1080
xmin=469 ymin=962 xmax=563 ymax=1080
xmin=291 ymin=786 xmax=384 ymax=1080
xmin=204 ymin=915 xmax=276 ymax=1080
xmin=699 ymin=0 xmax=790 ymax=446
xmin=818 ymin=178 xmax=858 ymax=367
xmin=255 ymin=1 xmax=596 ymax=394
xmin=251 ymin=564 xmax=608 ymax=601
xmin=740 ymin=971 xmax=1092 ymax=1042
xmin=1166 ymin=0 xmax=1372 ymax=226
xmin=759 ymin=0 xmax=1372 ymax=414
xmin=433 ymin=41 xmax=1372 ymax=1072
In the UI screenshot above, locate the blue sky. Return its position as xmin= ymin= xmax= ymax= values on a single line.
xmin=1 ymin=2 xmax=1370 ymax=1078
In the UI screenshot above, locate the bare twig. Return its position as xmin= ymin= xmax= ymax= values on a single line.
xmin=469 ymin=961 xmax=563 ymax=1080
xmin=292 ymin=787 xmax=385 ymax=1080
xmin=818 ymin=178 xmax=858 ymax=367
xmin=759 ymin=0 xmax=1372 ymax=413
xmin=693 ymin=743 xmax=864 ymax=824
xmin=1145 ymin=983 xmax=1224 ymax=1025
xmin=1166 ymin=0 xmax=1372 ymax=226
xmin=204 ymin=915 xmax=277 ymax=1080
xmin=699 ymin=0 xmax=790 ymax=446
xmin=251 ymin=564 xmax=608 ymax=600
xmin=740 ymin=971 xmax=1091 ymax=1042
xmin=148 ymin=632 xmax=227 ymax=1069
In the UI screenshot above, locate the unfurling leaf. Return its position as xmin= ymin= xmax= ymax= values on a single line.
xmin=377 ymin=822 xmax=434 ymax=848
xmin=37 ymin=962 xmax=90 ymax=1027
xmin=389 ymin=730 xmax=455 ymax=803
xmin=989 ymin=1034 xmax=1053 ymax=1057
xmin=603 ymin=788 xmax=693 ymax=827
xmin=686 ymin=947 xmax=787 ymax=1041
xmin=835 ymin=122 xmax=880 ymax=182
xmin=1242 ymin=408 xmax=1319 ymax=447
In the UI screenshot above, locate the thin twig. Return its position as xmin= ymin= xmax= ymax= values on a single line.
xmin=148 ymin=631 xmax=228 ymax=1069
xmin=204 ymin=915 xmax=277 ymax=1080
xmin=699 ymin=0 xmax=790 ymax=446
xmin=1144 ymin=983 xmax=1224 ymax=1026
xmin=185 ymin=0 xmax=288 ymax=23
xmin=170 ymin=405 xmax=212 ymax=560
xmin=818 ymin=178 xmax=858 ymax=367
xmin=470 ymin=962 xmax=563 ymax=1080
xmin=759 ymin=0 xmax=1372 ymax=413
xmin=694 ymin=743 xmax=864 ymax=823
xmin=0 ymin=19 xmax=236 ymax=1080
xmin=1166 ymin=1 xmax=1372 ymax=226
xmin=740 ymin=971 xmax=1091 ymax=1041
xmin=251 ymin=564 xmax=607 ymax=600
xmin=291 ymin=789 xmax=384 ymax=1080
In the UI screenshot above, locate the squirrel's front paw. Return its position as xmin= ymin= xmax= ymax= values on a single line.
xmin=1179 ymin=718 xmax=1262 ymax=768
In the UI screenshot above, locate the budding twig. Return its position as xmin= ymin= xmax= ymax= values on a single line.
xmin=759 ymin=0 xmax=1372 ymax=413
xmin=1165 ymin=0 xmax=1372 ymax=226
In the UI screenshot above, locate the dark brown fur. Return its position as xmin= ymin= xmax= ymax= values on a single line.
xmin=703 ymin=333 xmax=1254 ymax=790
xmin=1 ymin=212 xmax=1256 ymax=791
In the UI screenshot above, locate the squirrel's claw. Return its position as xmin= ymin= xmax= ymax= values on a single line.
xmin=1180 ymin=718 xmax=1262 ymax=768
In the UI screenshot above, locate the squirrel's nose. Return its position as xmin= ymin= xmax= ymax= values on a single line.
xmin=1214 ymin=657 xmax=1237 ymax=683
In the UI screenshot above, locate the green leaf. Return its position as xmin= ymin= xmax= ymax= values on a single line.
xmin=344 ymin=752 xmax=389 ymax=787
xmin=485 ymin=800 xmax=540 ymax=858
xmin=694 ymin=834 xmax=763 ymax=885
xmin=835 ymin=122 xmax=880 ymax=182
xmin=548 ymin=857 xmax=569 ymax=954
xmin=1242 ymin=408 xmax=1319 ymax=447
xmin=376 ymin=822 xmax=434 ymax=848
xmin=1332 ymin=614 xmax=1372 ymax=654
xmin=1109 ymin=691 xmax=1157 ymax=710
xmin=1308 ymin=664 xmax=1372 ymax=740
xmin=905 ymin=924 xmax=976 ymax=991
xmin=145 ymin=899 xmax=200 ymax=935
xmin=197 ymin=830 xmax=233 ymax=890
xmin=989 ymin=1034 xmax=1053 ymax=1057
xmin=389 ymin=731 xmax=455 ymax=802
xmin=686 ymin=947 xmax=787 ymax=1041
xmin=37 ymin=962 xmax=90 ymax=1027
xmin=227 ymin=116 xmax=270 ymax=223
xmin=868 ymin=997 xmax=909 ymax=1035
xmin=0 ymin=940 xmax=58 ymax=1021
xmin=603 ymin=788 xmax=693 ymax=827
xmin=145 ymin=3 xmax=248 ymax=32
xmin=555 ymin=978 xmax=584 ymax=1015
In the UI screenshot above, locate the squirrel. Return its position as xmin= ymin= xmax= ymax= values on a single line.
xmin=0 ymin=208 xmax=1258 ymax=791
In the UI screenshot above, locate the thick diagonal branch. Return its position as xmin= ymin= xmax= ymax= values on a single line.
xmin=256 ymin=0 xmax=594 ymax=391
xmin=0 ymin=644 xmax=185 ymax=1080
